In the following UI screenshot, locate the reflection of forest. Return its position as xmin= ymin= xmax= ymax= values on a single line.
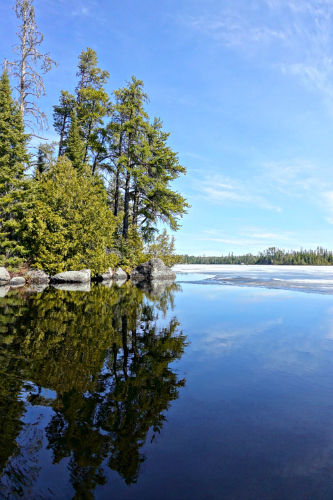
xmin=0 ymin=281 xmax=188 ymax=498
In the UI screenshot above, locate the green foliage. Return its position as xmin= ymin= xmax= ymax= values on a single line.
xmin=106 ymin=78 xmax=189 ymax=240
xmin=117 ymin=226 xmax=146 ymax=272
xmin=136 ymin=117 xmax=190 ymax=236
xmin=65 ymin=111 xmax=85 ymax=171
xmin=75 ymin=47 xmax=110 ymax=93
xmin=35 ymin=141 xmax=57 ymax=176
xmin=55 ymin=48 xmax=111 ymax=172
xmin=23 ymin=157 xmax=119 ymax=275
xmin=53 ymin=90 xmax=76 ymax=156
xmin=1 ymin=46 xmax=189 ymax=273
xmin=145 ymin=228 xmax=181 ymax=267
xmin=0 ymin=70 xmax=31 ymax=269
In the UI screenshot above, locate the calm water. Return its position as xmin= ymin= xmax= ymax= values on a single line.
xmin=1 ymin=266 xmax=333 ymax=499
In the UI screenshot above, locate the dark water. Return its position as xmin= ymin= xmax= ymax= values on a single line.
xmin=1 ymin=276 xmax=333 ymax=499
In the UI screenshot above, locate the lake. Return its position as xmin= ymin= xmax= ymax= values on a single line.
xmin=1 ymin=265 xmax=333 ymax=499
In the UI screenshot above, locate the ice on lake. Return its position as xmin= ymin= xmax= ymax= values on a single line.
xmin=173 ymin=264 xmax=333 ymax=294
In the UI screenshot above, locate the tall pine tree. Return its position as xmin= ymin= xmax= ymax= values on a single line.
xmin=65 ymin=111 xmax=85 ymax=171
xmin=53 ymin=48 xmax=111 ymax=171
xmin=0 ymin=70 xmax=30 ymax=268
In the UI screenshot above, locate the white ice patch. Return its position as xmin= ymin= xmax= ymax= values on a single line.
xmin=173 ymin=265 xmax=333 ymax=294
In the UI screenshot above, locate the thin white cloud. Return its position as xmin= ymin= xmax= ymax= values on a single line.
xmin=194 ymin=175 xmax=282 ymax=212
xmin=183 ymin=0 xmax=333 ymax=103
xmin=189 ymin=154 xmax=333 ymax=224
xmin=323 ymin=191 xmax=333 ymax=211
xmin=185 ymin=14 xmax=287 ymax=47
xmin=241 ymin=232 xmax=291 ymax=240
xmin=199 ymin=227 xmax=293 ymax=250
xmin=202 ymin=319 xmax=283 ymax=355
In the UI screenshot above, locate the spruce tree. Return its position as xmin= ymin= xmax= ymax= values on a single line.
xmin=0 ymin=70 xmax=30 ymax=268
xmin=53 ymin=90 xmax=76 ymax=156
xmin=65 ymin=111 xmax=85 ymax=171
xmin=53 ymin=48 xmax=111 ymax=170
xmin=23 ymin=157 xmax=118 ymax=275
xmin=105 ymin=77 xmax=189 ymax=240
xmin=35 ymin=141 xmax=56 ymax=177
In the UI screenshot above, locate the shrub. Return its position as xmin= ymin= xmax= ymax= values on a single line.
xmin=23 ymin=157 xmax=119 ymax=276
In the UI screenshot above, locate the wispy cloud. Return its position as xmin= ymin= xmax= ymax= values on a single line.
xmin=261 ymin=159 xmax=324 ymax=192
xmin=72 ymin=6 xmax=90 ymax=16
xmin=195 ymin=174 xmax=282 ymax=211
xmin=185 ymin=13 xmax=287 ymax=47
xmin=199 ymin=227 xmax=293 ymax=250
xmin=182 ymin=0 xmax=333 ymax=103
xmin=189 ymin=154 xmax=333 ymax=224
xmin=240 ymin=231 xmax=292 ymax=240
xmin=202 ymin=319 xmax=283 ymax=355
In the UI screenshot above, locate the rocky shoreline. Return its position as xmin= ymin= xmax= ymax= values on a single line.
xmin=0 ymin=258 xmax=176 ymax=295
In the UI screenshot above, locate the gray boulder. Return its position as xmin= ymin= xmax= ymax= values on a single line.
xmin=101 ymin=267 xmax=127 ymax=281
xmin=26 ymin=284 xmax=49 ymax=294
xmin=130 ymin=258 xmax=176 ymax=282
xmin=114 ymin=279 xmax=127 ymax=287
xmin=101 ymin=268 xmax=113 ymax=281
xmin=0 ymin=267 xmax=10 ymax=284
xmin=52 ymin=283 xmax=91 ymax=292
xmin=10 ymin=277 xmax=26 ymax=287
xmin=101 ymin=278 xmax=127 ymax=288
xmin=51 ymin=269 xmax=91 ymax=283
xmin=136 ymin=279 xmax=175 ymax=297
xmin=113 ymin=267 xmax=127 ymax=280
xmin=25 ymin=269 xmax=50 ymax=284
xmin=0 ymin=285 xmax=10 ymax=297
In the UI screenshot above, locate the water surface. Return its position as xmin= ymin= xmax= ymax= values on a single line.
xmin=1 ymin=267 xmax=333 ymax=499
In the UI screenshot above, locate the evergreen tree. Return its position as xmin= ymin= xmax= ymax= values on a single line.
xmin=23 ymin=157 xmax=118 ymax=275
xmin=52 ymin=49 xmax=190 ymax=259
xmin=54 ymin=48 xmax=111 ymax=171
xmin=145 ymin=229 xmax=179 ymax=266
xmin=35 ymin=141 xmax=56 ymax=176
xmin=53 ymin=90 xmax=76 ymax=156
xmin=134 ymin=117 xmax=189 ymax=237
xmin=75 ymin=47 xmax=109 ymax=97
xmin=0 ymin=70 xmax=30 ymax=268
xmin=106 ymin=77 xmax=188 ymax=240
xmin=108 ymin=77 xmax=149 ymax=238
xmin=75 ymin=48 xmax=111 ymax=169
xmin=64 ymin=111 xmax=85 ymax=171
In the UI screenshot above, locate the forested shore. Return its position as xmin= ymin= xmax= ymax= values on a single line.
xmin=0 ymin=0 xmax=188 ymax=275
xmin=180 ymin=247 xmax=333 ymax=266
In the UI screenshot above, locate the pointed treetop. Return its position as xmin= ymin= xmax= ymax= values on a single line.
xmin=76 ymin=47 xmax=110 ymax=96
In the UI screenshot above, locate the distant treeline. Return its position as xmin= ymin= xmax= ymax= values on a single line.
xmin=179 ymin=247 xmax=333 ymax=266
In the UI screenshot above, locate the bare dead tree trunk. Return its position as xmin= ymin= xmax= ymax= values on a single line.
xmin=5 ymin=0 xmax=58 ymax=134
xmin=19 ymin=3 xmax=27 ymax=117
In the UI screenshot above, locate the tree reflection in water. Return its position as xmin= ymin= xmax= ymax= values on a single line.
xmin=0 ymin=281 xmax=187 ymax=498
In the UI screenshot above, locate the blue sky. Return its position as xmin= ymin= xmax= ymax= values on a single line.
xmin=1 ymin=0 xmax=333 ymax=255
